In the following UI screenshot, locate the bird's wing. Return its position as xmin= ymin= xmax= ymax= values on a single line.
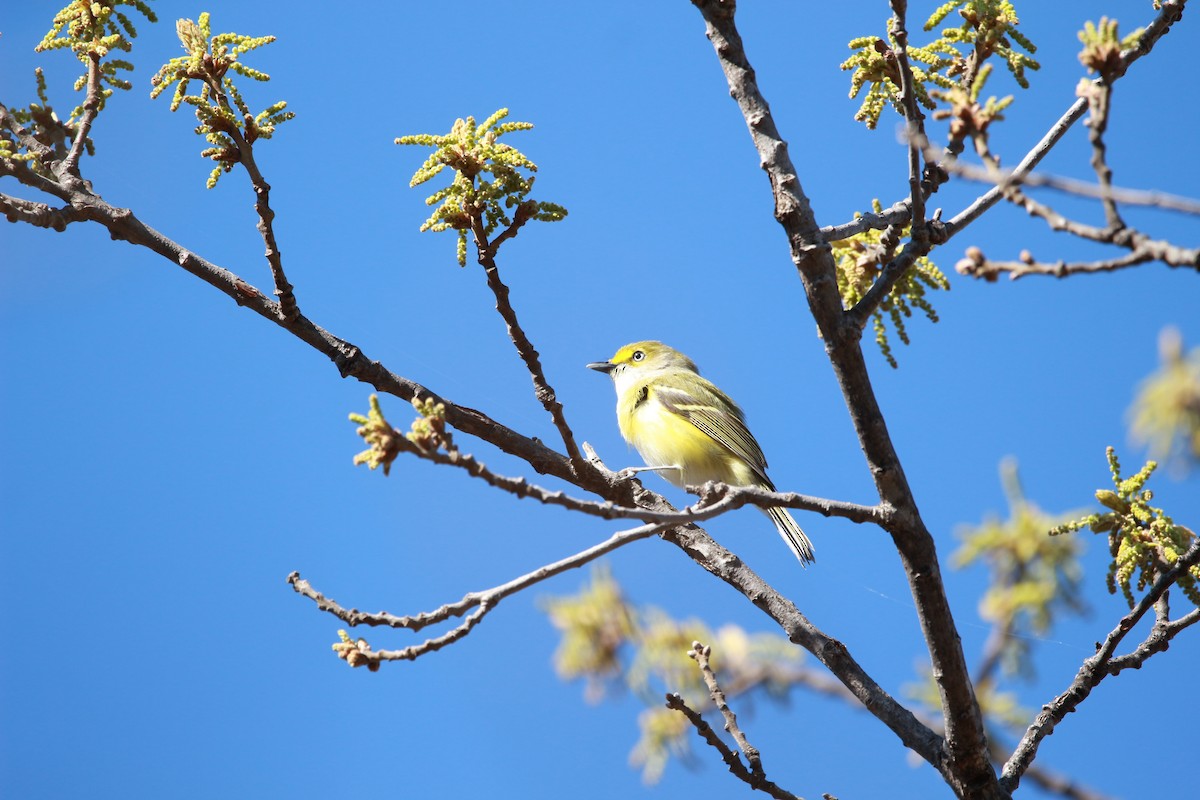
xmin=653 ymin=382 xmax=772 ymax=485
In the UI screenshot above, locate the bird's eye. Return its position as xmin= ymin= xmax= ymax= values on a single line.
xmin=632 ymin=350 xmax=645 ymax=362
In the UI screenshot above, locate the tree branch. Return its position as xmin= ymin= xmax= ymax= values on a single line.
xmin=391 ymin=432 xmax=885 ymax=526
xmin=689 ymin=2 xmax=994 ymax=793
xmin=288 ymin=518 xmax=668 ymax=665
xmin=844 ymin=3 xmax=935 ymax=329
xmin=470 ymin=211 xmax=586 ymax=470
xmin=239 ymin=138 xmax=299 ymax=323
xmin=61 ymin=54 xmax=101 ymax=177
xmin=953 ymin=195 xmax=1199 ymax=279
xmin=820 ymin=197 xmax=911 ymax=241
xmin=925 ymin=140 xmax=1200 ymax=216
xmin=0 ymin=191 xmax=82 ymax=230
xmin=688 ymin=641 xmax=766 ymax=778
xmin=28 ymin=181 xmax=585 ymax=487
xmin=944 ymin=0 xmax=1187 ymax=242
xmin=664 ymin=692 xmax=800 ymax=800
xmin=1000 ymin=536 xmax=1200 ymax=792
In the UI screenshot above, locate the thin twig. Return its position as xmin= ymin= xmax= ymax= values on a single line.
xmin=689 ymin=641 xmax=765 ymax=776
xmin=244 ymin=149 xmax=299 ymax=323
xmin=470 ymin=212 xmax=586 ymax=471
xmin=955 ymin=231 xmax=1198 ymax=280
xmin=1000 ymin=537 xmax=1200 ymax=792
xmin=924 ymin=140 xmax=1200 ymax=216
xmin=288 ymin=519 xmax=668 ymax=664
xmin=200 ymin=74 xmax=300 ymax=323
xmin=664 ymin=692 xmax=801 ymax=800
xmin=61 ymin=53 xmax=101 ymax=177
xmin=1105 ymin=607 xmax=1200 ymax=674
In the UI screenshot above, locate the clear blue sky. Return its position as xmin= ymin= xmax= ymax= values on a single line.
xmin=2 ymin=2 xmax=1198 ymax=798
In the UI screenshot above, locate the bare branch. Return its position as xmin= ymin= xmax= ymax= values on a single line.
xmin=688 ymin=641 xmax=766 ymax=777
xmin=1105 ymin=607 xmax=1200 ymax=674
xmin=688 ymin=3 xmax=993 ymax=793
xmin=888 ymin=1 xmax=927 ymax=232
xmin=288 ymin=519 xmax=667 ymax=665
xmin=659 ymin=522 xmax=946 ymax=772
xmin=820 ymin=198 xmax=911 ymax=241
xmin=0 ymin=170 xmax=597 ymax=491
xmin=664 ymin=692 xmax=801 ymax=800
xmin=60 ymin=54 xmax=101 ymax=177
xmin=687 ymin=481 xmax=886 ymax=526
xmin=927 ymin=143 xmax=1200 ymax=216
xmin=1000 ymin=536 xmax=1200 ymax=792
xmin=400 ymin=435 xmax=885 ymax=526
xmin=197 ymin=71 xmax=300 ymax=324
xmin=1083 ymin=80 xmax=1122 ymax=229
xmin=955 ymin=218 xmax=1198 ymax=279
xmin=241 ymin=144 xmax=299 ymax=324
xmin=470 ymin=212 xmax=586 ymax=470
xmin=0 ymin=191 xmax=81 ymax=230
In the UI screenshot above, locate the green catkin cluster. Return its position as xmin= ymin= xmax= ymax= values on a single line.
xmin=842 ymin=0 xmax=1038 ymax=130
xmin=1051 ymin=448 xmax=1200 ymax=608
xmin=831 ymin=200 xmax=950 ymax=368
xmin=396 ymin=109 xmax=567 ymax=266
xmin=149 ymin=13 xmax=293 ymax=188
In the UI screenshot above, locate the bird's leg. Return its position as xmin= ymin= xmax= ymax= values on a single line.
xmin=616 ymin=464 xmax=682 ymax=481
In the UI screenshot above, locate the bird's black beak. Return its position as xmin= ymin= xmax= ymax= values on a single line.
xmin=586 ymin=360 xmax=616 ymax=374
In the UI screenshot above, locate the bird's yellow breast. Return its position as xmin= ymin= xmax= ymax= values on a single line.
xmin=617 ymin=382 xmax=755 ymax=488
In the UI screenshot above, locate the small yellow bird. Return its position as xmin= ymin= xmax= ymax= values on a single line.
xmin=588 ymin=341 xmax=814 ymax=566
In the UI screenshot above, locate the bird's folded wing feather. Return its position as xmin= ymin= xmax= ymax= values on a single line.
xmin=654 ymin=384 xmax=772 ymax=484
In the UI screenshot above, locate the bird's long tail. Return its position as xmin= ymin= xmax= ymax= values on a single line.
xmin=766 ymin=506 xmax=816 ymax=566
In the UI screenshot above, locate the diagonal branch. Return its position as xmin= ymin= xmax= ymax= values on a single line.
xmin=944 ymin=0 xmax=1187 ymax=243
xmin=660 ymin=513 xmax=946 ymax=775
xmin=240 ymin=141 xmax=299 ymax=323
xmin=0 ymin=191 xmax=82 ymax=230
xmin=1105 ymin=607 xmax=1200 ymax=674
xmin=288 ymin=518 xmax=668 ymax=665
xmin=926 ymin=140 xmax=1200 ymax=215
xmin=61 ymin=53 xmax=101 ymax=177
xmin=665 ymin=691 xmax=800 ymax=800
xmin=689 ymin=2 xmax=993 ymax=793
xmin=197 ymin=74 xmax=300 ymax=324
xmin=688 ymin=641 xmax=767 ymax=778
xmin=22 ymin=181 xmax=586 ymax=488
xmin=470 ymin=211 xmax=586 ymax=470
xmin=1000 ymin=537 xmax=1200 ymax=792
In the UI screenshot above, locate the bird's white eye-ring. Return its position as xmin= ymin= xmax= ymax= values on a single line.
xmin=632 ymin=350 xmax=645 ymax=362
